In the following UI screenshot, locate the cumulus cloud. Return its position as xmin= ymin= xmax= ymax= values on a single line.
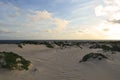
xmin=94 ymin=0 xmax=120 ymax=39
xmin=53 ymin=18 xmax=69 ymax=32
xmin=95 ymin=0 xmax=120 ymax=23
xmin=28 ymin=10 xmax=52 ymax=21
xmin=28 ymin=10 xmax=69 ymax=32
xmin=0 ymin=1 xmax=69 ymax=40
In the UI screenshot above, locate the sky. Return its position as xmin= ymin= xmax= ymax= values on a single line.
xmin=0 ymin=0 xmax=120 ymax=40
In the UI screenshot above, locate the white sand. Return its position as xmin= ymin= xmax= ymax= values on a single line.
xmin=0 ymin=44 xmax=120 ymax=80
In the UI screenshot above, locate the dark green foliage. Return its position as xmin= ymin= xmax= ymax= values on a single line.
xmin=0 ymin=52 xmax=31 ymax=70
xmin=54 ymin=41 xmax=83 ymax=49
xmin=43 ymin=42 xmax=54 ymax=48
xmin=18 ymin=41 xmax=54 ymax=48
xmin=111 ymin=45 xmax=120 ymax=51
xmin=54 ymin=41 xmax=64 ymax=46
xmin=45 ymin=44 xmax=54 ymax=48
xmin=18 ymin=41 xmax=83 ymax=49
xmin=18 ymin=44 xmax=23 ymax=48
xmin=75 ymin=42 xmax=82 ymax=48
xmin=80 ymin=53 xmax=107 ymax=62
xmin=17 ymin=41 xmax=40 ymax=48
xmin=90 ymin=44 xmax=120 ymax=52
xmin=89 ymin=44 xmax=102 ymax=49
xmin=100 ymin=45 xmax=112 ymax=51
xmin=21 ymin=41 xmax=39 ymax=45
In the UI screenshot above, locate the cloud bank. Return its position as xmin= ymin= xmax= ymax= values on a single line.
xmin=95 ymin=0 xmax=120 ymax=24
xmin=0 ymin=2 xmax=69 ymax=39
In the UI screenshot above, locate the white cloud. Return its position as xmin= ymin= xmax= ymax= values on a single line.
xmin=2 ymin=0 xmax=118 ymax=40
xmin=27 ymin=10 xmax=69 ymax=32
xmin=93 ymin=0 xmax=120 ymax=39
xmin=0 ymin=1 xmax=69 ymax=39
xmin=0 ymin=7 xmax=69 ymax=36
xmin=53 ymin=18 xmax=69 ymax=32
xmin=28 ymin=10 xmax=52 ymax=21
xmin=95 ymin=0 xmax=120 ymax=21
xmin=95 ymin=5 xmax=107 ymax=16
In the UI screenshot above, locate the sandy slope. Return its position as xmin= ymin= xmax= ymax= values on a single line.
xmin=0 ymin=44 xmax=120 ymax=80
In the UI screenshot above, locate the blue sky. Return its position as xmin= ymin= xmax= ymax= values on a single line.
xmin=0 ymin=0 xmax=120 ymax=40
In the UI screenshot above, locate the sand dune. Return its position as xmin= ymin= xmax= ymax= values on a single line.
xmin=0 ymin=44 xmax=120 ymax=80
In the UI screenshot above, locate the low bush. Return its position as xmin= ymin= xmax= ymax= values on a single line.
xmin=18 ymin=44 xmax=23 ymax=48
xmin=79 ymin=53 xmax=107 ymax=62
xmin=0 ymin=52 xmax=31 ymax=70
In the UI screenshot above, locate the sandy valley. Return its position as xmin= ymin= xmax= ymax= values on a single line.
xmin=0 ymin=43 xmax=120 ymax=80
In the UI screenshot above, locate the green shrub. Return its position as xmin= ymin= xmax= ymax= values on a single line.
xmin=18 ymin=44 xmax=23 ymax=48
xmin=111 ymin=45 xmax=120 ymax=51
xmin=43 ymin=42 xmax=54 ymax=48
xmin=0 ymin=52 xmax=31 ymax=70
xmin=89 ymin=44 xmax=120 ymax=52
xmin=79 ymin=53 xmax=107 ymax=62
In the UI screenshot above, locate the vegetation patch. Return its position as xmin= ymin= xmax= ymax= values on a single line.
xmin=17 ymin=41 xmax=85 ymax=49
xmin=111 ymin=44 xmax=120 ymax=52
xmin=17 ymin=41 xmax=54 ymax=48
xmin=0 ymin=52 xmax=31 ymax=70
xmin=44 ymin=42 xmax=54 ymax=48
xmin=90 ymin=44 xmax=120 ymax=52
xmin=79 ymin=53 xmax=107 ymax=62
xmin=18 ymin=44 xmax=23 ymax=48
